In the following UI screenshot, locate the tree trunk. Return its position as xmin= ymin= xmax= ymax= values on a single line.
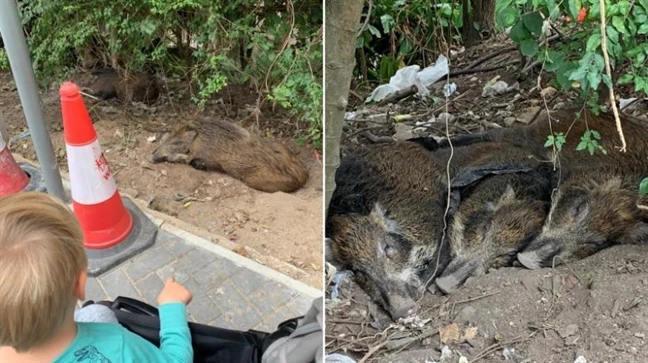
xmin=324 ymin=0 xmax=364 ymax=211
xmin=463 ymin=0 xmax=495 ymax=48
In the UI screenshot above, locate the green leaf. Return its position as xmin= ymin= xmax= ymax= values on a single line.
xmin=618 ymin=73 xmax=634 ymax=84
xmin=522 ymin=11 xmax=544 ymax=36
xmin=612 ymin=16 xmax=626 ymax=34
xmin=367 ymin=24 xmax=381 ymax=38
xmin=583 ymin=130 xmax=592 ymax=139
xmin=592 ymin=130 xmax=601 ymax=139
xmin=545 ymin=50 xmax=564 ymax=72
xmin=569 ymin=65 xmax=587 ymax=81
xmin=636 ymin=76 xmax=647 ymax=93
xmin=557 ymin=62 xmax=577 ymax=90
xmin=380 ymin=14 xmax=394 ymax=33
xmin=520 ymin=39 xmax=539 ymax=56
xmin=568 ymin=0 xmax=583 ymax=19
xmin=510 ymin=20 xmax=531 ymax=43
xmin=640 ymin=177 xmax=648 ymax=196
xmin=639 ymin=23 xmax=648 ymax=34
xmin=588 ymin=69 xmax=601 ymax=91
xmin=586 ymin=33 xmax=601 ymax=52
xmin=498 ymin=7 xmax=519 ymax=27
xmin=606 ymin=26 xmax=619 ymax=44
xmin=602 ymin=74 xmax=612 ymax=89
xmin=544 ymin=136 xmax=554 ymax=148
xmin=576 ymin=141 xmax=588 ymax=151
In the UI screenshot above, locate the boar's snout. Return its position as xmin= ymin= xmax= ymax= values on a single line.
xmin=388 ymin=296 xmax=418 ymax=320
xmin=517 ymin=237 xmax=561 ymax=270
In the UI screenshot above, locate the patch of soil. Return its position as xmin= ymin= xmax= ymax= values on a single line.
xmin=326 ymin=245 xmax=648 ymax=363
xmin=0 ymin=71 xmax=323 ymax=289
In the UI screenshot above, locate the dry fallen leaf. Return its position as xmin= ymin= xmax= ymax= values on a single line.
xmin=462 ymin=326 xmax=478 ymax=341
xmin=440 ymin=322 xmax=461 ymax=345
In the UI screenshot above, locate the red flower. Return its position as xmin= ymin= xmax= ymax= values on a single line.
xmin=577 ymin=7 xmax=587 ymax=23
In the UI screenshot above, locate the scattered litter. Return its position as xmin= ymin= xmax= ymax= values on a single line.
xmin=344 ymin=111 xmax=357 ymax=120
xmin=482 ymin=76 xmax=520 ymax=97
xmin=330 ymin=271 xmax=350 ymax=299
xmin=540 ymin=86 xmax=558 ymax=98
xmin=393 ymin=123 xmax=414 ymax=141
xmin=458 ymin=356 xmax=468 ymax=363
xmin=147 ymin=135 xmax=157 ymax=143
xmin=443 ymin=82 xmax=457 ymax=97
xmin=366 ymin=55 xmax=449 ymax=103
xmin=440 ymin=346 xmax=453 ymax=362
xmin=437 ymin=112 xmax=455 ymax=124
xmin=574 ymin=356 xmax=587 ymax=363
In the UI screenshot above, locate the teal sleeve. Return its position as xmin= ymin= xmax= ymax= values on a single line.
xmin=158 ymin=302 xmax=193 ymax=362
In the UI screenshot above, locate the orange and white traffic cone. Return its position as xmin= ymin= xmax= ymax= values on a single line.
xmin=60 ymin=81 xmax=133 ymax=249
xmin=0 ymin=134 xmax=29 ymax=198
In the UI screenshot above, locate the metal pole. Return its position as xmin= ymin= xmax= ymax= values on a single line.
xmin=0 ymin=107 xmax=8 ymax=143
xmin=0 ymin=0 xmax=66 ymax=201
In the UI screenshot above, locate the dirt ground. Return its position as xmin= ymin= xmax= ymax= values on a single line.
xmin=327 ymin=245 xmax=648 ymax=363
xmin=0 ymin=71 xmax=323 ymax=289
xmin=326 ymin=34 xmax=648 ymax=362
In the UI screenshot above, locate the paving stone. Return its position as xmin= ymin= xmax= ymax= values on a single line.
xmin=136 ymin=273 xmax=165 ymax=305
xmin=156 ymin=261 xmax=191 ymax=284
xmin=98 ymin=268 xmax=141 ymax=301
xmin=174 ymin=248 xmax=218 ymax=275
xmin=286 ymin=294 xmax=315 ymax=316
xmin=248 ymin=281 xmax=300 ymax=317
xmin=187 ymin=293 xmax=222 ymax=324
xmin=228 ymin=266 xmax=271 ymax=296
xmin=208 ymin=310 xmax=238 ymax=331
xmin=85 ymin=277 xmax=108 ymax=302
xmin=219 ymin=304 xmax=263 ymax=331
xmin=256 ymin=305 xmax=297 ymax=332
xmin=123 ymin=245 xmax=175 ymax=283
xmin=158 ymin=230 xmax=195 ymax=257
xmin=193 ymin=257 xmax=242 ymax=291
xmin=208 ymin=279 xmax=247 ymax=314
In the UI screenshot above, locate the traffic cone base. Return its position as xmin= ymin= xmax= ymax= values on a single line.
xmin=73 ymin=191 xmax=134 ymax=249
xmin=0 ymin=137 xmax=29 ymax=197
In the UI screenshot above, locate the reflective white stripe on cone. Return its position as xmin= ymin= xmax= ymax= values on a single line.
xmin=66 ymin=137 xmax=117 ymax=205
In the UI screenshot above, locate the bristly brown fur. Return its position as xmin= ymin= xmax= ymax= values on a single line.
xmin=149 ymin=117 xmax=309 ymax=193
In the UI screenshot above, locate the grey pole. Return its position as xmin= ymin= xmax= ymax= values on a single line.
xmin=0 ymin=0 xmax=66 ymax=201
xmin=0 ymin=107 xmax=8 ymax=143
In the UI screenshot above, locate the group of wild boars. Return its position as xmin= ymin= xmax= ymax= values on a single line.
xmin=148 ymin=117 xmax=309 ymax=193
xmin=327 ymin=107 xmax=648 ymax=320
xmin=444 ymin=108 xmax=648 ymax=270
xmin=326 ymin=139 xmax=555 ymax=318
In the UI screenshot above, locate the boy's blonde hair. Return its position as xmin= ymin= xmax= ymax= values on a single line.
xmin=0 ymin=192 xmax=87 ymax=352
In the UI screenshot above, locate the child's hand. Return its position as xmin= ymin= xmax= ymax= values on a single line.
xmin=157 ymin=277 xmax=193 ymax=305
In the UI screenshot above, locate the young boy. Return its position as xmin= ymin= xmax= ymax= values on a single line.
xmin=0 ymin=192 xmax=194 ymax=362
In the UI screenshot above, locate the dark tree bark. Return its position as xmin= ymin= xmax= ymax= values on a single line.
xmin=462 ymin=0 xmax=496 ymax=48
xmin=324 ymin=0 xmax=365 ymax=211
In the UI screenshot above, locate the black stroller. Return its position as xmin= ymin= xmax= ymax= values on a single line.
xmin=83 ymin=296 xmax=314 ymax=363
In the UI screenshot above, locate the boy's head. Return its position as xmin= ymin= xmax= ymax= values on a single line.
xmin=0 ymin=192 xmax=88 ymax=352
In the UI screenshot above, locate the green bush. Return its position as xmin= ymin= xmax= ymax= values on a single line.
xmin=14 ymin=0 xmax=322 ymax=148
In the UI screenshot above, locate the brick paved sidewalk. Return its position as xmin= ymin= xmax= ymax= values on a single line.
xmin=84 ymin=215 xmax=321 ymax=333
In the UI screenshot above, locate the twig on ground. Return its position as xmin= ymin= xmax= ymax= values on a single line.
xmin=466 ymin=46 xmax=518 ymax=69
xmin=376 ymin=85 xmax=419 ymax=106
xmin=448 ymin=61 xmax=520 ymax=78
xmin=360 ymin=130 xmax=393 ymax=143
xmin=599 ymin=0 xmax=626 ymax=152
xmin=469 ymin=334 xmax=534 ymax=362
xmin=358 ymin=338 xmax=390 ymax=363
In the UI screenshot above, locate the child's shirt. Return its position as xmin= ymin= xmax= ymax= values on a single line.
xmin=54 ymin=303 xmax=192 ymax=363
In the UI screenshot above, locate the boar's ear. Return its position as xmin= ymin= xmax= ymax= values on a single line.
xmin=183 ymin=129 xmax=198 ymax=142
xmin=493 ymin=185 xmax=516 ymax=209
xmin=370 ymin=202 xmax=400 ymax=233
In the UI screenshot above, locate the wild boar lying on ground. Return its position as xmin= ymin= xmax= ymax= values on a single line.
xmin=326 ymin=140 xmax=554 ymax=317
xmin=326 ymin=140 xmax=451 ymax=320
xmin=149 ymin=117 xmax=309 ymax=193
xmin=90 ymin=67 xmax=160 ymax=104
xmin=517 ymin=166 xmax=648 ymax=269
